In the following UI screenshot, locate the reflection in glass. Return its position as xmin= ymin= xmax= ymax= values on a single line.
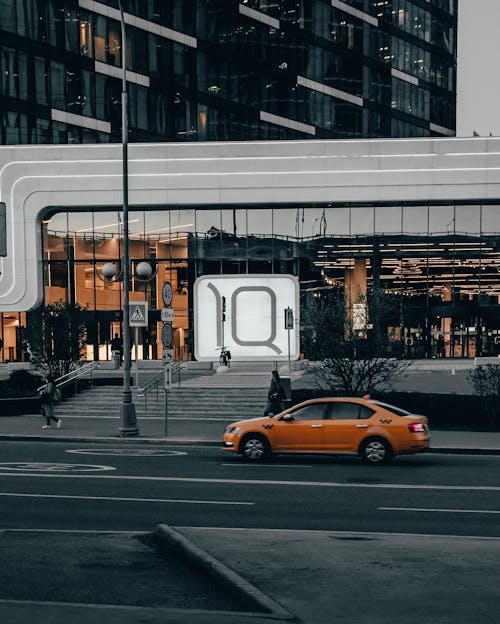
xmin=403 ymin=205 xmax=428 ymax=235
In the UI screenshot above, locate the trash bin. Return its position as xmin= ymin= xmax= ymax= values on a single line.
xmin=112 ymin=350 xmax=120 ymax=369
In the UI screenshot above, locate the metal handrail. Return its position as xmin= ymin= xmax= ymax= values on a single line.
xmin=36 ymin=361 xmax=100 ymax=394
xmin=136 ymin=370 xmax=163 ymax=397
xmin=137 ymin=361 xmax=185 ymax=412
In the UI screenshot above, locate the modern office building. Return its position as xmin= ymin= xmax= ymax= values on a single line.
xmin=1 ymin=137 xmax=500 ymax=365
xmin=0 ymin=0 xmax=457 ymax=146
xmin=1 ymin=1 xmax=474 ymax=365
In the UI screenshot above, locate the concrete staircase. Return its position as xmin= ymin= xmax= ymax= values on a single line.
xmin=55 ymin=382 xmax=269 ymax=421
xmin=52 ymin=360 xmax=286 ymax=421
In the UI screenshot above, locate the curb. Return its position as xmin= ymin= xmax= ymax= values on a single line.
xmin=426 ymin=447 xmax=500 ymax=456
xmin=0 ymin=435 xmax=498 ymax=455
xmin=154 ymin=524 xmax=296 ymax=621
xmin=0 ymin=434 xmax=220 ymax=445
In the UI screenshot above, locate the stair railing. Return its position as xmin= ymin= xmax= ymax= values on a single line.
xmin=36 ymin=361 xmax=100 ymax=396
xmin=136 ymin=361 xmax=184 ymax=412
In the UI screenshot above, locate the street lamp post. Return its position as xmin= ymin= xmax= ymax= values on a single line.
xmin=117 ymin=0 xmax=138 ymax=436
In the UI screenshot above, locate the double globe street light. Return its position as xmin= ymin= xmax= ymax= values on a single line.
xmin=97 ymin=259 xmax=157 ymax=437
xmin=96 ymin=0 xmax=154 ymax=436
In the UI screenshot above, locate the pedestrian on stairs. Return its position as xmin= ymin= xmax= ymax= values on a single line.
xmin=263 ymin=370 xmax=285 ymax=416
xmin=40 ymin=374 xmax=62 ymax=430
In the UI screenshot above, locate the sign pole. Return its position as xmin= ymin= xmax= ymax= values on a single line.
xmin=285 ymin=307 xmax=293 ymax=375
xmin=164 ymin=367 xmax=169 ymax=437
xmin=161 ymin=281 xmax=174 ymax=437
xmin=134 ymin=326 xmax=139 ymax=388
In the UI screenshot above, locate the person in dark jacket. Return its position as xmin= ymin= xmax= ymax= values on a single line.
xmin=40 ymin=374 xmax=62 ymax=429
xmin=263 ymin=370 xmax=286 ymax=416
xmin=111 ymin=333 xmax=123 ymax=363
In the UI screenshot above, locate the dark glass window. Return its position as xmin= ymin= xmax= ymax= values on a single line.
xmin=329 ymin=402 xmax=374 ymax=420
xmin=289 ymin=403 xmax=330 ymax=420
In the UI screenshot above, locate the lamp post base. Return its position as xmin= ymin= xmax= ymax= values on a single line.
xmin=119 ymin=400 xmax=139 ymax=436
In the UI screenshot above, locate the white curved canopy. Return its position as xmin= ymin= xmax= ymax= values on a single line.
xmin=1 ymin=137 xmax=499 ymax=312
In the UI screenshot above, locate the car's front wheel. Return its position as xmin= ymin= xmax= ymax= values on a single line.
xmin=360 ymin=437 xmax=393 ymax=464
xmin=239 ymin=434 xmax=271 ymax=462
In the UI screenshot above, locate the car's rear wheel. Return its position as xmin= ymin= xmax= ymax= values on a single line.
xmin=360 ymin=438 xmax=393 ymax=465
xmin=239 ymin=434 xmax=271 ymax=461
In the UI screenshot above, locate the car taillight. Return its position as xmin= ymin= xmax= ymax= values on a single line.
xmin=408 ymin=423 xmax=425 ymax=433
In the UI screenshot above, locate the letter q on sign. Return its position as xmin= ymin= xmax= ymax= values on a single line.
xmin=193 ymin=274 xmax=299 ymax=362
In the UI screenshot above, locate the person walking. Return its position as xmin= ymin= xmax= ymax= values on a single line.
xmin=263 ymin=370 xmax=286 ymax=416
xmin=40 ymin=374 xmax=62 ymax=429
xmin=111 ymin=332 xmax=123 ymax=364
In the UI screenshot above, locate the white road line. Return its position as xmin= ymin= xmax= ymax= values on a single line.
xmin=0 ymin=473 xmax=499 ymax=491
xmin=175 ymin=526 xmax=500 ymax=541
xmin=379 ymin=507 xmax=500 ymax=514
xmin=2 ymin=526 xmax=500 ymax=541
xmin=221 ymin=463 xmax=314 ymax=468
xmin=1 ymin=528 xmax=146 ymax=534
xmin=0 ymin=492 xmax=253 ymax=506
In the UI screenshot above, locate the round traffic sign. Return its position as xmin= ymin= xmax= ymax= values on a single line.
xmin=161 ymin=322 xmax=173 ymax=347
xmin=162 ymin=281 xmax=173 ymax=306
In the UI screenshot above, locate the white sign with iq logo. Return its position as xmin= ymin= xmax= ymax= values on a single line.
xmin=194 ymin=275 xmax=299 ymax=361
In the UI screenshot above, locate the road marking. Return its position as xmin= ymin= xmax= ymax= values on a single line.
xmin=66 ymin=448 xmax=188 ymax=457
xmin=1 ymin=528 xmax=146 ymax=534
xmin=0 ymin=463 xmax=115 ymax=472
xmin=379 ymin=507 xmax=500 ymax=514
xmin=2 ymin=526 xmax=500 ymax=541
xmin=221 ymin=463 xmax=314 ymax=468
xmin=174 ymin=526 xmax=500 ymax=541
xmin=0 ymin=473 xmax=499 ymax=491
xmin=0 ymin=492 xmax=253 ymax=506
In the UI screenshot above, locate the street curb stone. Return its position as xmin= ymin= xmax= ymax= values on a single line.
xmin=154 ymin=524 xmax=296 ymax=621
xmin=0 ymin=435 xmax=498 ymax=455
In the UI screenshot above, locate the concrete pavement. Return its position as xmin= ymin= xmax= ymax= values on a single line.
xmin=1 ymin=409 xmax=500 ymax=454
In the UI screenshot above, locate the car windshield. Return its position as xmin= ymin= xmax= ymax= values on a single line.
xmin=369 ymin=400 xmax=411 ymax=416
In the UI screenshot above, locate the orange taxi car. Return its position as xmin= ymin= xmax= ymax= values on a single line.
xmin=223 ymin=397 xmax=430 ymax=464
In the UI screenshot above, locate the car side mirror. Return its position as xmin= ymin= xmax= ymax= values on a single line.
xmin=282 ymin=414 xmax=294 ymax=422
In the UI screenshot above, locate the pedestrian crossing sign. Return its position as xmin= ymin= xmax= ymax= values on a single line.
xmin=129 ymin=301 xmax=148 ymax=327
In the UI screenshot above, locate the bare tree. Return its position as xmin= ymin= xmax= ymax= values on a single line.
xmin=304 ymin=288 xmax=408 ymax=395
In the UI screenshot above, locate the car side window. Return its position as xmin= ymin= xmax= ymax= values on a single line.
xmin=289 ymin=403 xmax=329 ymax=421
xmin=329 ymin=402 xmax=374 ymax=420
xmin=358 ymin=405 xmax=375 ymax=419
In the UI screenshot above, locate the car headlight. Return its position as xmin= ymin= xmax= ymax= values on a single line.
xmin=225 ymin=426 xmax=240 ymax=434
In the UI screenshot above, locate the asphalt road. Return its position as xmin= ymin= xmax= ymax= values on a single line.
xmin=0 ymin=441 xmax=499 ymax=537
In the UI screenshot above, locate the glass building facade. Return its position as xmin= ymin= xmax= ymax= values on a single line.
xmin=1 ymin=201 xmax=491 ymax=364
xmin=0 ymin=1 xmax=467 ymax=362
xmin=0 ymin=0 xmax=457 ymax=145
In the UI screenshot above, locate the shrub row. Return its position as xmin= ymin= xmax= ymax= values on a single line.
xmin=290 ymin=389 xmax=498 ymax=431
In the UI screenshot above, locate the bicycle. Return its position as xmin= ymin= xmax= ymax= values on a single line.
xmin=216 ymin=346 xmax=231 ymax=367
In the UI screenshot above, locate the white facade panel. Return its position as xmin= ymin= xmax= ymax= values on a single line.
xmin=1 ymin=138 xmax=500 ymax=311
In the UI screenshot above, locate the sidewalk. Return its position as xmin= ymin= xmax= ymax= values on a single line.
xmin=1 ymin=411 xmax=500 ymax=454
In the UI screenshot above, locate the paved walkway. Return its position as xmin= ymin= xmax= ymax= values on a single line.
xmin=1 ymin=410 xmax=500 ymax=454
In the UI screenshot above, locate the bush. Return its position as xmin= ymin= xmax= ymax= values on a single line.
xmin=8 ymin=369 xmax=44 ymax=392
xmin=290 ymin=389 xmax=498 ymax=431
xmin=467 ymin=365 xmax=500 ymax=429
xmin=0 ymin=370 xmax=44 ymax=398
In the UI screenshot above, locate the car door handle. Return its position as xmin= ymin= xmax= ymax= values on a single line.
xmin=311 ymin=424 xmax=323 ymax=428
xmin=356 ymin=424 xmax=368 ymax=428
